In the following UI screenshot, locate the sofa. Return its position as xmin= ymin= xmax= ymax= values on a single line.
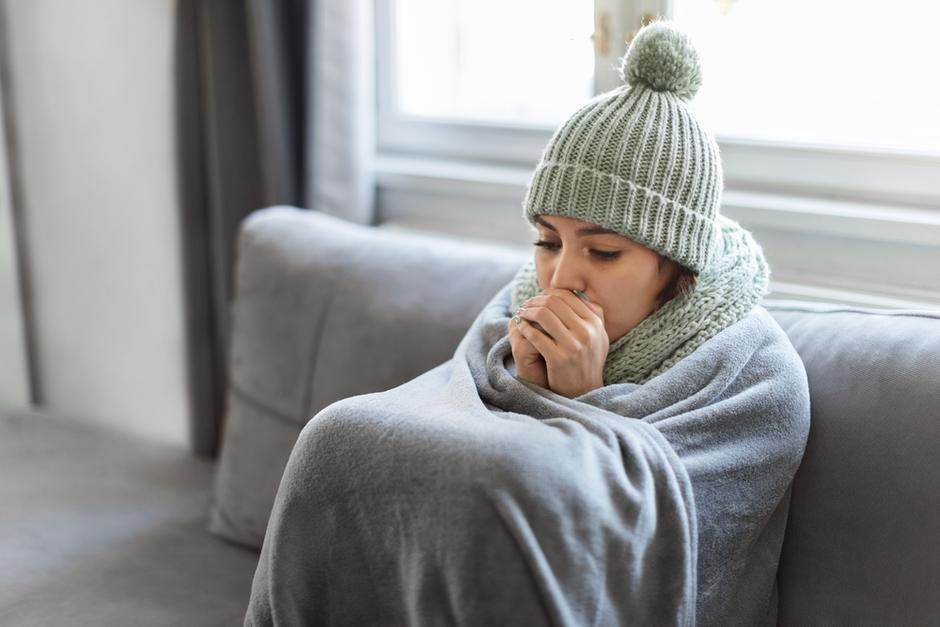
xmin=3 ymin=205 xmax=938 ymax=626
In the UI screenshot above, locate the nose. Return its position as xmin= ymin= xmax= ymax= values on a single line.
xmin=547 ymin=245 xmax=588 ymax=292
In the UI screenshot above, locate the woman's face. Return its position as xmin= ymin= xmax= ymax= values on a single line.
xmin=532 ymin=214 xmax=678 ymax=343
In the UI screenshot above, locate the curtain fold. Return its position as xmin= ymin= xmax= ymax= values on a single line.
xmin=246 ymin=0 xmax=307 ymax=205
xmin=175 ymin=0 xmax=376 ymax=457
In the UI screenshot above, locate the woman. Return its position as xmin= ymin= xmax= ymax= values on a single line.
xmin=508 ymin=214 xmax=698 ymax=398
xmin=246 ymin=19 xmax=809 ymax=627
xmin=500 ymin=12 xmax=776 ymax=405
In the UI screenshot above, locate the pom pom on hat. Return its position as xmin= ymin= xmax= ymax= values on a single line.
xmin=618 ymin=19 xmax=703 ymax=101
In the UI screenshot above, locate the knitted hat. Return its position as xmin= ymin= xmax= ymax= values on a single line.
xmin=521 ymin=18 xmax=721 ymax=274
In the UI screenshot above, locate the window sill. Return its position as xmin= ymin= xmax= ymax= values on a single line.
xmin=374 ymin=154 xmax=940 ymax=309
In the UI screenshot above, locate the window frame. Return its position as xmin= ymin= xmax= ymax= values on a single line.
xmin=375 ymin=0 xmax=940 ymax=207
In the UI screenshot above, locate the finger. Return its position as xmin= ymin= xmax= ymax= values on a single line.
xmin=508 ymin=316 xmax=535 ymax=348
xmin=507 ymin=317 xmax=522 ymax=344
xmin=525 ymin=293 xmax=595 ymax=348
xmin=516 ymin=319 xmax=561 ymax=362
xmin=542 ymin=288 xmax=604 ymax=323
xmin=520 ymin=295 xmax=578 ymax=333
xmin=508 ymin=318 xmax=543 ymax=359
xmin=517 ymin=306 xmax=582 ymax=352
xmin=524 ymin=291 xmax=598 ymax=332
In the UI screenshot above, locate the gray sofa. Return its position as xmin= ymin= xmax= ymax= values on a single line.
xmin=4 ymin=205 xmax=938 ymax=626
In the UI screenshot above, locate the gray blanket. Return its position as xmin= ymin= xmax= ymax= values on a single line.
xmin=245 ymin=281 xmax=810 ymax=627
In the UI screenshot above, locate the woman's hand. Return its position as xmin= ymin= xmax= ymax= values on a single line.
xmin=508 ymin=310 xmax=549 ymax=389
xmin=513 ymin=288 xmax=609 ymax=398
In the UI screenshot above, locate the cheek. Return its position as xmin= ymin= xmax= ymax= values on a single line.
xmin=598 ymin=266 xmax=663 ymax=313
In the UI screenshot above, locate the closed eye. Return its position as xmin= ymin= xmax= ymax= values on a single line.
xmin=532 ymin=240 xmax=621 ymax=261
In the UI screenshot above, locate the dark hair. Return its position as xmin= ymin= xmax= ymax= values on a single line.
xmin=654 ymin=254 xmax=698 ymax=311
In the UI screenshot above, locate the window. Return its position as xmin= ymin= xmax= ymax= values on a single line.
xmin=377 ymin=0 xmax=940 ymax=204
xmin=672 ymin=0 xmax=940 ymax=154
xmin=374 ymin=0 xmax=940 ymax=308
xmin=376 ymin=0 xmax=602 ymax=165
xmin=393 ymin=0 xmax=595 ymax=127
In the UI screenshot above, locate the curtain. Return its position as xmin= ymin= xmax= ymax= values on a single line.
xmin=175 ymin=0 xmax=375 ymax=457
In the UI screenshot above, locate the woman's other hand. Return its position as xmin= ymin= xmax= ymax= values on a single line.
xmin=514 ymin=288 xmax=609 ymax=398
xmin=508 ymin=309 xmax=549 ymax=389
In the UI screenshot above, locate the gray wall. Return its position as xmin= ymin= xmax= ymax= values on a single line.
xmin=1 ymin=0 xmax=190 ymax=446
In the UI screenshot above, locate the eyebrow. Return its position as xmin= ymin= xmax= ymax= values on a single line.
xmin=535 ymin=215 xmax=619 ymax=237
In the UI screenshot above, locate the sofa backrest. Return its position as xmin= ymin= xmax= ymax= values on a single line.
xmin=763 ymin=301 xmax=940 ymax=626
xmin=209 ymin=206 xmax=940 ymax=623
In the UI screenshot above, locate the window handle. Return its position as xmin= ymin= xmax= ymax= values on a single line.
xmin=591 ymin=11 xmax=610 ymax=55
xmin=624 ymin=12 xmax=659 ymax=46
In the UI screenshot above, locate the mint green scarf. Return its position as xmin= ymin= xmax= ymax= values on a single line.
xmin=509 ymin=214 xmax=771 ymax=386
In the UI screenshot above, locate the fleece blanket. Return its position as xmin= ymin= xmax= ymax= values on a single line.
xmin=245 ymin=281 xmax=810 ymax=627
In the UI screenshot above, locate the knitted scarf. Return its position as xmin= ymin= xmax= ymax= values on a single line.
xmin=508 ymin=214 xmax=771 ymax=386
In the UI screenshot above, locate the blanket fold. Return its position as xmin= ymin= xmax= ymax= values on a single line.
xmin=245 ymin=277 xmax=810 ymax=627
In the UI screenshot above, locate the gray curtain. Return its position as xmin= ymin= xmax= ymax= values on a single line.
xmin=175 ymin=0 xmax=312 ymax=457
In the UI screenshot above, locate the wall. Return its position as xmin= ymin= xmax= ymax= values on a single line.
xmin=1 ymin=0 xmax=190 ymax=446
xmin=0 ymin=70 xmax=29 ymax=409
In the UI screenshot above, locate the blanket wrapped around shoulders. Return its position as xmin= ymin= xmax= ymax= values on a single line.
xmin=245 ymin=279 xmax=810 ymax=627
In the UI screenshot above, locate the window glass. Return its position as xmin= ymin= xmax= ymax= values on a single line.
xmin=673 ymin=0 xmax=940 ymax=153
xmin=394 ymin=0 xmax=595 ymax=127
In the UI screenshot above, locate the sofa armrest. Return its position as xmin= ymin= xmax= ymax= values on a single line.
xmin=207 ymin=205 xmax=528 ymax=548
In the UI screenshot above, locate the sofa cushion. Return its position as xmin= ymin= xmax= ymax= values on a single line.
xmin=763 ymin=300 xmax=940 ymax=625
xmin=207 ymin=206 xmax=528 ymax=549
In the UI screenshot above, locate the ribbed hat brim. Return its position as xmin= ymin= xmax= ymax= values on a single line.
xmin=523 ymin=161 xmax=720 ymax=273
